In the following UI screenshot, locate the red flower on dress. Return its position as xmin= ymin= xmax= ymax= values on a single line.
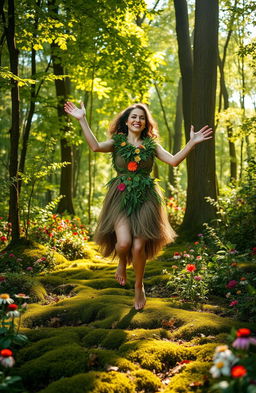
xmin=186 ymin=264 xmax=196 ymax=272
xmin=231 ymin=365 xmax=247 ymax=378
xmin=127 ymin=161 xmax=138 ymax=172
xmin=117 ymin=183 xmax=126 ymax=192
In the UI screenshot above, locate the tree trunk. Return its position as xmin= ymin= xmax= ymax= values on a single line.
xmin=219 ymin=58 xmax=237 ymax=181
xmin=2 ymin=0 xmax=20 ymax=242
xmin=181 ymin=0 xmax=218 ymax=237
xmin=173 ymin=0 xmax=193 ymax=141
xmin=49 ymin=0 xmax=74 ymax=215
xmin=18 ymin=0 xmax=41 ymax=192
xmin=169 ymin=77 xmax=183 ymax=191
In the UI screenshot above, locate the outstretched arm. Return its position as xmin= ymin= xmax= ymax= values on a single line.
xmin=156 ymin=125 xmax=213 ymax=167
xmin=64 ymin=101 xmax=114 ymax=153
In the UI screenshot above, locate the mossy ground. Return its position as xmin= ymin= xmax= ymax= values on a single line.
xmin=9 ymin=242 xmax=253 ymax=393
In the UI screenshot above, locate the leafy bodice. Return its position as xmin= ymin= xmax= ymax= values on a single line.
xmin=107 ymin=133 xmax=160 ymax=216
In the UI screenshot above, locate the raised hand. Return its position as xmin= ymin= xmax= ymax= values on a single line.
xmin=64 ymin=101 xmax=85 ymax=120
xmin=190 ymin=125 xmax=213 ymax=145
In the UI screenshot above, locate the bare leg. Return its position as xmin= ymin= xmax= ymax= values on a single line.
xmin=132 ymin=237 xmax=147 ymax=310
xmin=114 ymin=217 xmax=132 ymax=286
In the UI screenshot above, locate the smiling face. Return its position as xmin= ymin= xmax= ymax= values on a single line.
xmin=126 ymin=108 xmax=146 ymax=135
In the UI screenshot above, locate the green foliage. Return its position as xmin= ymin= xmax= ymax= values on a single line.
xmin=29 ymin=214 xmax=89 ymax=260
xmin=165 ymin=235 xmax=256 ymax=323
xmin=209 ymin=327 xmax=256 ymax=393
xmin=0 ymin=274 xmax=46 ymax=302
xmin=206 ymin=159 xmax=256 ymax=251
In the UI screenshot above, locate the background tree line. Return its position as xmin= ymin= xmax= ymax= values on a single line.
xmin=0 ymin=0 xmax=255 ymax=244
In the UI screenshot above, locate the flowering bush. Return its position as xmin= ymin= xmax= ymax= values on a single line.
xmin=166 ymin=196 xmax=186 ymax=229
xmin=165 ymin=235 xmax=256 ymax=319
xmin=29 ymin=214 xmax=89 ymax=260
xmin=0 ymin=248 xmax=54 ymax=274
xmin=165 ymin=236 xmax=209 ymax=302
xmin=209 ymin=328 xmax=256 ymax=393
xmin=0 ymin=218 xmax=10 ymax=248
xmin=0 ymin=293 xmax=28 ymax=392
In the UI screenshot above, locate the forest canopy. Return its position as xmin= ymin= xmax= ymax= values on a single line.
xmin=0 ymin=0 xmax=255 ymax=245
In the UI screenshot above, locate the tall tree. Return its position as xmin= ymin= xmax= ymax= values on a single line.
xmin=173 ymin=0 xmax=193 ymax=141
xmin=217 ymin=0 xmax=238 ymax=182
xmin=0 ymin=0 xmax=20 ymax=242
xmin=178 ymin=0 xmax=219 ymax=236
xmin=48 ymin=0 xmax=75 ymax=214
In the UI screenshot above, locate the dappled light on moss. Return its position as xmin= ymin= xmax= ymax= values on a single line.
xmin=11 ymin=242 xmax=255 ymax=393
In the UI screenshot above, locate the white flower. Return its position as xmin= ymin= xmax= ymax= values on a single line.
xmin=214 ymin=349 xmax=238 ymax=364
xmin=14 ymin=293 xmax=30 ymax=299
xmin=0 ymin=350 xmax=15 ymax=368
xmin=7 ymin=310 xmax=20 ymax=318
xmin=0 ymin=294 xmax=14 ymax=304
xmin=210 ymin=359 xmax=231 ymax=378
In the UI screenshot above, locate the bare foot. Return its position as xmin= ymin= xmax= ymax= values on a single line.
xmin=134 ymin=285 xmax=146 ymax=310
xmin=115 ymin=262 xmax=127 ymax=286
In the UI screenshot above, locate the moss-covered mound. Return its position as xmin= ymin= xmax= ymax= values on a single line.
xmin=12 ymin=243 xmax=251 ymax=393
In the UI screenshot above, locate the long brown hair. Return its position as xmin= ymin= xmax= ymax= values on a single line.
xmin=109 ymin=103 xmax=159 ymax=139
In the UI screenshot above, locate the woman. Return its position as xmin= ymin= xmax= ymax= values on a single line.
xmin=64 ymin=101 xmax=213 ymax=310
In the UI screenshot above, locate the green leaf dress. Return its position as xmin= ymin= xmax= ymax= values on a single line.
xmin=94 ymin=133 xmax=176 ymax=263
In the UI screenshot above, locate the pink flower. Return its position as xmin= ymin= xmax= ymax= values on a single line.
xmin=226 ymin=280 xmax=238 ymax=288
xmin=9 ymin=253 xmax=15 ymax=258
xmin=232 ymin=328 xmax=256 ymax=350
xmin=196 ymin=256 xmax=202 ymax=260
xmin=229 ymin=300 xmax=238 ymax=307
xmin=229 ymin=249 xmax=238 ymax=255
xmin=194 ymin=276 xmax=203 ymax=281
xmin=197 ymin=233 xmax=204 ymax=237
xmin=117 ymin=183 xmax=126 ymax=192
xmin=173 ymin=252 xmax=181 ymax=260
xmin=26 ymin=266 xmax=33 ymax=271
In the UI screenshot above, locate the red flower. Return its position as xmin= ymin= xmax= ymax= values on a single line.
xmin=236 ymin=328 xmax=251 ymax=337
xmin=7 ymin=304 xmax=18 ymax=311
xmin=231 ymin=365 xmax=247 ymax=378
xmin=0 ymin=236 xmax=7 ymax=242
xmin=186 ymin=264 xmax=196 ymax=272
xmin=0 ymin=349 xmax=13 ymax=357
xmin=127 ymin=161 xmax=138 ymax=172
xmin=117 ymin=183 xmax=126 ymax=191
xmin=179 ymin=360 xmax=192 ymax=364
xmin=251 ymin=247 xmax=256 ymax=255
xmin=73 ymin=232 xmax=78 ymax=235
xmin=229 ymin=300 xmax=238 ymax=307
xmin=194 ymin=241 xmax=199 ymax=245
xmin=227 ymin=280 xmax=238 ymax=288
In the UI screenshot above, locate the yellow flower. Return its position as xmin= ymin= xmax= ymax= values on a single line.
xmin=120 ymin=142 xmax=126 ymax=147
xmin=134 ymin=155 xmax=141 ymax=162
xmin=135 ymin=148 xmax=140 ymax=154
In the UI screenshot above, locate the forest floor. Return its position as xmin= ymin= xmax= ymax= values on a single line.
xmin=13 ymin=242 xmax=249 ymax=393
